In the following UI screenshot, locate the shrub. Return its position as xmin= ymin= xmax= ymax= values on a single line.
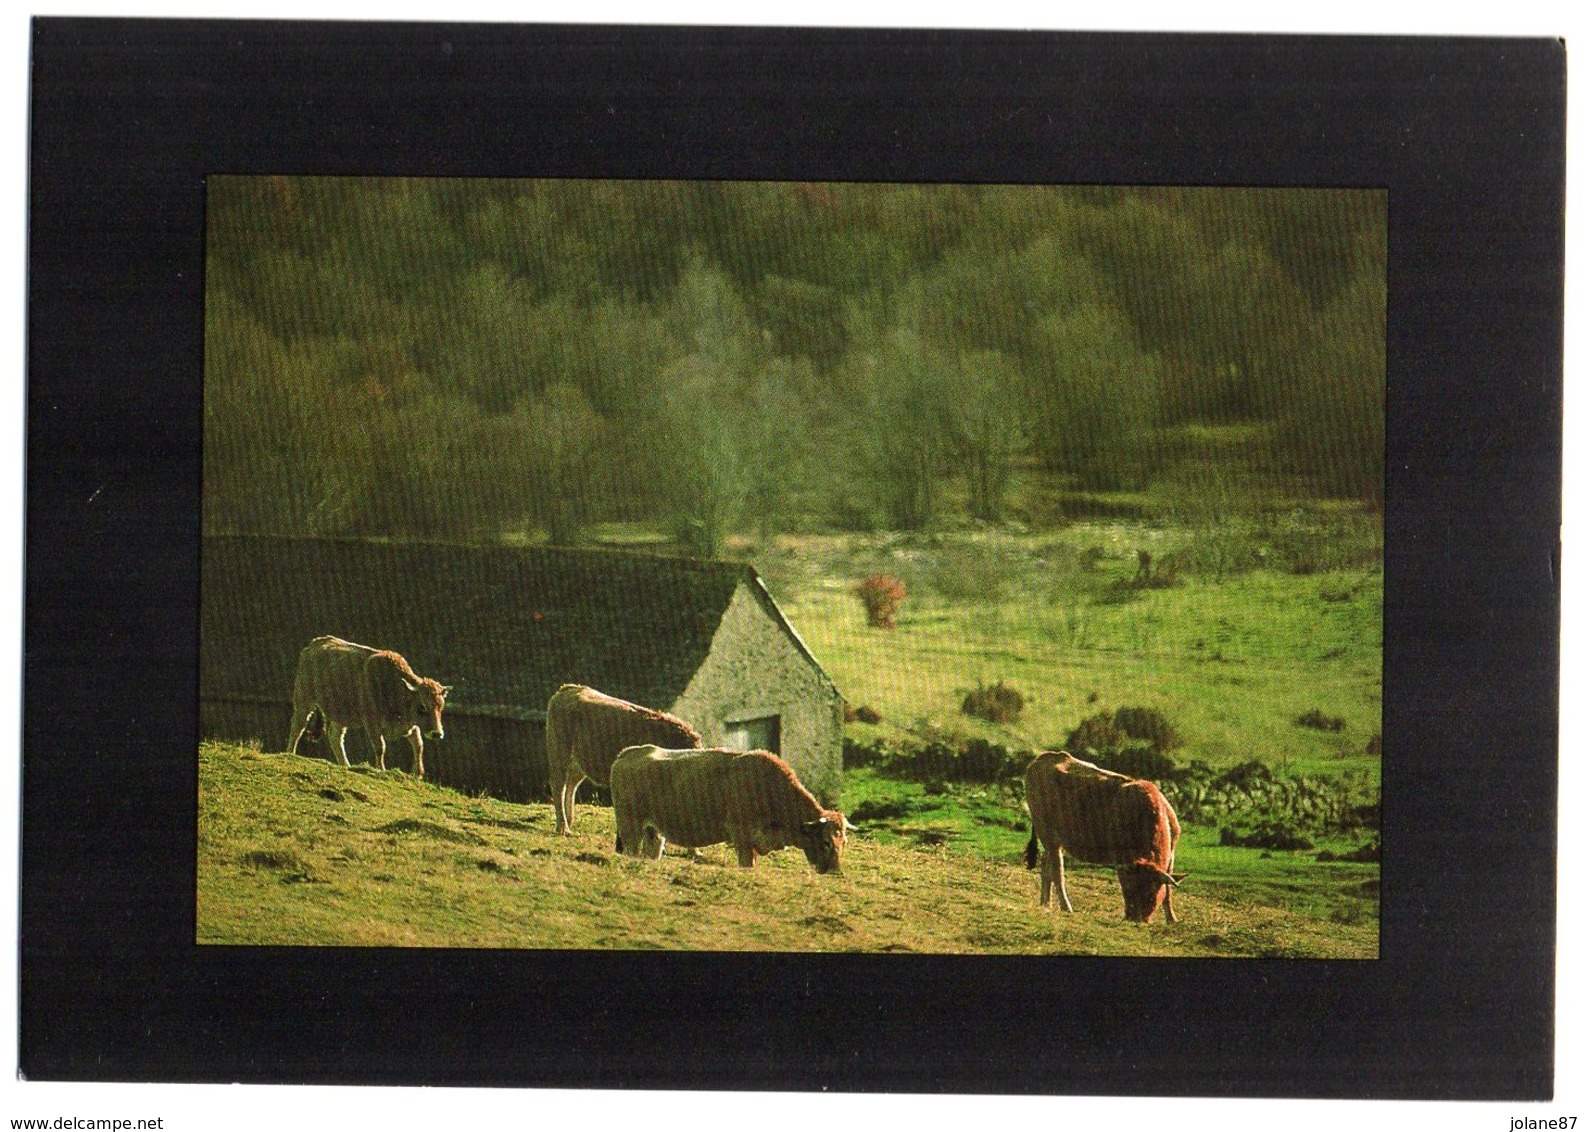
xmin=959 ymin=738 xmax=1023 ymax=780
xmin=843 ymin=702 xmax=885 ymax=725
xmin=1219 ymin=822 xmax=1315 ymax=851
xmin=853 ymin=732 xmax=1027 ymax=784
xmin=1065 ymin=712 xmax=1126 ymax=755
xmin=961 ymin=681 xmax=1024 ymax=725
xmin=842 ymin=736 xmax=889 ymax=769
xmin=1112 ymin=705 xmax=1183 ymax=751
xmin=1089 ymin=742 xmax=1178 ymax=782
xmin=1213 ymin=759 xmax=1276 ymax=790
xmin=1128 ymin=549 xmax=1180 ymax=591
xmin=910 ymin=742 xmax=960 ymax=782
xmin=855 ymin=574 xmax=907 ymax=629
xmin=1317 ymin=841 xmax=1380 ymax=863
xmin=1063 ymin=706 xmax=1182 ymax=773
xmin=1296 ymin=708 xmax=1346 ymax=732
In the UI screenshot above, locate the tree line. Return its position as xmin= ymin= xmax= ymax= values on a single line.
xmin=204 ymin=176 xmax=1385 ymax=552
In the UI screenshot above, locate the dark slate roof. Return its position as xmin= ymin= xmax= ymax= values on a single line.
xmin=201 ymin=536 xmax=780 ymax=720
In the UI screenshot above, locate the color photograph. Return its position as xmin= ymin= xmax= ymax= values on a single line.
xmin=197 ymin=177 xmax=1385 ymax=956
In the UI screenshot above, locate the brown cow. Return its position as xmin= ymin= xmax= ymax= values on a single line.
xmin=1023 ymin=750 xmax=1183 ymax=923
xmin=288 ymin=636 xmax=450 ymax=777
xmin=610 ymin=745 xmax=847 ymax=874
xmin=544 ymin=684 xmax=701 ymax=836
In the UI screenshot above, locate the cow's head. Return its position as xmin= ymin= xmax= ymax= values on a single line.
xmin=405 ymin=677 xmax=450 ymax=740
xmin=1118 ymin=860 xmax=1183 ymax=922
xmin=794 ymin=812 xmax=847 ymax=875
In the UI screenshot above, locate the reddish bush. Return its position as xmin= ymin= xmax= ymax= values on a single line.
xmin=856 ymin=574 xmax=907 ymax=629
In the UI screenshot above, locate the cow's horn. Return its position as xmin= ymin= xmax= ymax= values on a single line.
xmin=841 ymin=816 xmax=857 ymax=833
xmin=402 ymin=677 xmax=417 ymax=692
xmin=1154 ymin=867 xmax=1185 ymax=886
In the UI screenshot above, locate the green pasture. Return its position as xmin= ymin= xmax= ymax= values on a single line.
xmin=760 ymin=523 xmax=1381 ymax=781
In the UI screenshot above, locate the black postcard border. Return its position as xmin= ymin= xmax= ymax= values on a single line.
xmin=22 ymin=20 xmax=1564 ymax=1098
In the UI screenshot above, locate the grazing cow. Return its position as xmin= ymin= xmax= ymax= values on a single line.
xmin=288 ymin=635 xmax=450 ymax=777
xmin=610 ymin=745 xmax=848 ymax=874
xmin=544 ymin=684 xmax=701 ymax=836
xmin=1023 ymin=750 xmax=1183 ymax=923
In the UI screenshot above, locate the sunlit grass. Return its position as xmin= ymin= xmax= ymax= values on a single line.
xmin=198 ymin=742 xmax=1376 ymax=957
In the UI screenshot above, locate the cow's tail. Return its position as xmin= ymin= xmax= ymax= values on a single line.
xmin=1024 ymin=832 xmax=1039 ymax=870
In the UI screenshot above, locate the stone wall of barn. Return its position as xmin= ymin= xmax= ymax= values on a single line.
xmin=200 ymin=697 xmax=551 ymax=804
xmin=671 ymin=581 xmax=844 ymax=806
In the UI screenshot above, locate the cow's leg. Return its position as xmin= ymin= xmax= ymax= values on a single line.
xmin=406 ymin=729 xmax=424 ymax=778
xmin=735 ymin=842 xmax=757 ymax=868
xmin=288 ymin=708 xmax=312 ymax=757
xmin=553 ymin=773 xmax=570 ymax=836
xmin=546 ymin=748 xmax=570 ymax=835
xmin=370 ymin=731 xmax=387 ymax=771
xmin=549 ymin=768 xmax=568 ymax=831
xmin=641 ymin=827 xmax=665 ymax=860
xmin=1038 ymin=841 xmax=1053 ymax=907
xmin=614 ymin=813 xmax=637 ymax=856
xmin=1054 ymin=847 xmax=1074 ymax=913
xmin=332 ymin=724 xmax=351 ymax=768
xmin=559 ymin=772 xmax=585 ymax=836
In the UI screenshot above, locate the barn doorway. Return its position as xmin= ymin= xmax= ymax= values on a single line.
xmin=724 ymin=715 xmax=781 ymax=755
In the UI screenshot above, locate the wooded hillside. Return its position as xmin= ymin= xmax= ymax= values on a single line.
xmin=205 ymin=178 xmax=1385 ymax=552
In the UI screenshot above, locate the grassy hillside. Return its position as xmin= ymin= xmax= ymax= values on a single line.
xmin=198 ymin=741 xmax=1377 ymax=957
xmin=751 ymin=522 xmax=1382 ymax=781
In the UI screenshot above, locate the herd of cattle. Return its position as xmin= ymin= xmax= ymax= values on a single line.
xmin=284 ymin=634 xmax=1185 ymax=922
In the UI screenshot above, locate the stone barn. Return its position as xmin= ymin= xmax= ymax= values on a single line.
xmin=199 ymin=535 xmax=845 ymax=805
